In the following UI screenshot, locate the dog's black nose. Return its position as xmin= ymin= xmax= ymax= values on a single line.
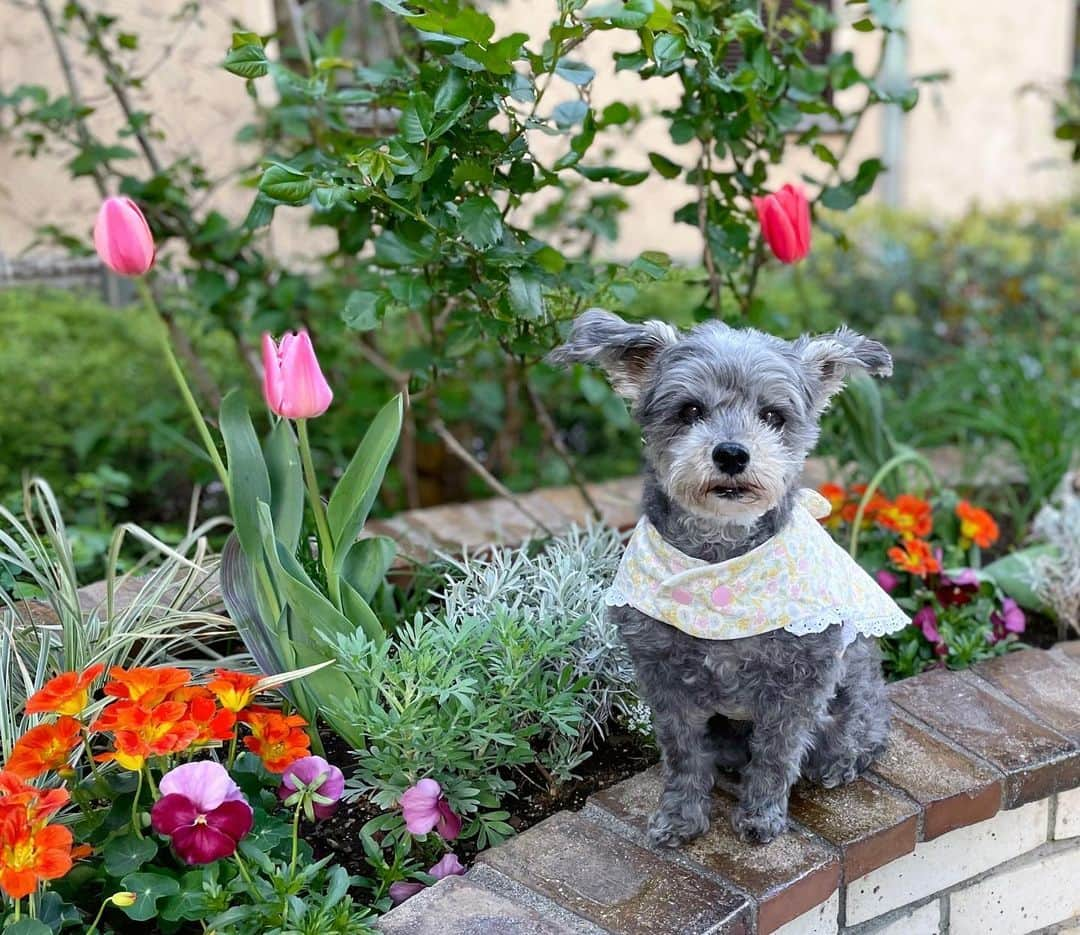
xmin=712 ymin=442 xmax=750 ymax=475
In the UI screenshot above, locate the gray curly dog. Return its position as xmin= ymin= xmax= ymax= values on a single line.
xmin=550 ymin=309 xmax=895 ymax=846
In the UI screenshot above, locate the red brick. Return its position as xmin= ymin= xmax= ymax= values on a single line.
xmin=973 ymin=650 xmax=1080 ymax=743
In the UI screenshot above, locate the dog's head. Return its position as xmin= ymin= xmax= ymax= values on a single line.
xmin=549 ymin=309 xmax=892 ymax=526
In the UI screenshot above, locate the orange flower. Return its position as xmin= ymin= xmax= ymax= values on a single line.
xmin=4 ymin=717 xmax=82 ymax=780
xmin=0 ymin=772 xmax=69 ymax=826
xmin=956 ymin=500 xmax=999 ymax=549
xmin=207 ymin=670 xmax=262 ymax=714
xmin=241 ymin=707 xmax=310 ymax=773
xmin=876 ymin=494 xmax=933 ymax=540
xmin=93 ymin=701 xmax=199 ymax=771
xmin=887 ymin=538 xmax=941 ymax=578
xmin=0 ymin=808 xmax=74 ymax=899
xmin=103 ymin=666 xmax=191 ymax=707
xmin=841 ymin=484 xmax=889 ymax=526
xmin=818 ymin=483 xmax=846 ymax=527
xmin=186 ymin=695 xmax=236 ymax=745
xmin=25 ymin=663 xmax=106 ymax=717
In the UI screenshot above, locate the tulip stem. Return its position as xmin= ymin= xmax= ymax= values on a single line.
xmin=134 ymin=278 xmax=229 ymax=491
xmin=296 ymin=420 xmax=336 ymax=601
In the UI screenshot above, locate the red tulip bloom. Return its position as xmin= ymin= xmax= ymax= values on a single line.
xmin=151 ymin=762 xmax=253 ymax=865
xmin=752 ymin=184 xmax=811 ymax=263
xmin=261 ymin=331 xmax=334 ymax=419
xmin=93 ymin=196 xmax=156 ymax=276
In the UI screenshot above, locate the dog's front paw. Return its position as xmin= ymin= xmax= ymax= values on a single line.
xmin=807 ymin=750 xmax=875 ymax=789
xmin=731 ymin=803 xmax=788 ymax=844
xmin=646 ymin=805 xmax=710 ymax=848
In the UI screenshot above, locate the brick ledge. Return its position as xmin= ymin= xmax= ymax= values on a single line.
xmin=378 ymin=647 xmax=1080 ymax=935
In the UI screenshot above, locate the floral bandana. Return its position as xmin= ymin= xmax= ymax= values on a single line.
xmin=606 ymin=489 xmax=909 ymax=645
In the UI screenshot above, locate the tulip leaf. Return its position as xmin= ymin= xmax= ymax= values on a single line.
xmin=255 ymin=502 xmax=355 ymax=643
xmin=118 ymin=872 xmax=181 ymax=922
xmin=339 ymin=577 xmax=387 ymax=645
xmin=220 ymin=390 xmax=271 ymax=561
xmin=263 ymin=420 xmax=304 ymax=554
xmin=104 ymin=833 xmax=158 ymax=877
xmin=340 ymin=535 xmax=397 ymax=604
xmin=219 ymin=534 xmax=289 ymax=679
xmin=327 ymin=394 xmax=403 ymax=570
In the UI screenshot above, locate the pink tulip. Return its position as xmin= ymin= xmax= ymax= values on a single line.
xmin=399 ymin=778 xmax=462 ymax=840
xmin=752 ymin=184 xmax=811 ymax=264
xmin=150 ymin=762 xmax=253 ymax=865
xmin=93 ymin=196 xmax=156 ymax=276
xmin=261 ymin=331 xmax=334 ymax=419
xmin=389 ymin=853 xmax=466 ymax=905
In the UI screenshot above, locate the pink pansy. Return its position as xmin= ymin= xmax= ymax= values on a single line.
xmin=151 ymin=761 xmax=253 ymax=865
xmin=278 ymin=755 xmax=345 ymax=820
xmin=874 ymin=569 xmax=900 ymax=594
xmin=990 ymin=597 xmax=1025 ymax=644
xmin=93 ymin=196 xmax=156 ymax=277
xmin=399 ymin=778 xmax=462 ymax=840
xmin=261 ymin=330 xmax=334 ymax=419
xmin=913 ymin=606 xmax=947 ymax=657
xmin=389 ymin=853 xmax=466 ymax=905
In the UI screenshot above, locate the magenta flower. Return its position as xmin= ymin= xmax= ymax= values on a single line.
xmin=990 ymin=597 xmax=1026 ymax=644
xmin=150 ymin=761 xmax=253 ymax=865
xmin=936 ymin=568 xmax=980 ymax=607
xmin=261 ymin=331 xmax=334 ymax=419
xmin=752 ymin=184 xmax=811 ymax=264
xmin=389 ymin=852 xmax=466 ymax=905
xmin=93 ymin=196 xmax=156 ymax=276
xmin=278 ymin=755 xmax=345 ymax=821
xmin=874 ymin=569 xmax=900 ymax=594
xmin=399 ymin=778 xmax=462 ymax=840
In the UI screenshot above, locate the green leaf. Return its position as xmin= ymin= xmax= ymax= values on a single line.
xmin=581 ymin=0 xmax=654 ymax=29
xmin=374 ymin=228 xmax=435 ymax=266
xmin=852 ymin=17 xmax=875 ymax=31
xmin=555 ymin=58 xmax=595 ymax=86
xmin=263 ymin=420 xmax=304 ymax=554
xmin=507 ymin=271 xmax=545 ymax=320
xmin=433 ymin=68 xmax=469 ymax=113
xmin=327 ymin=394 xmax=403 ymax=571
xmin=553 ymin=99 xmax=589 ymax=128
xmin=4 ymin=922 xmax=51 ymax=935
xmin=220 ymin=390 xmax=272 ymax=561
xmin=575 ymin=165 xmax=649 ymax=185
xmin=340 ymin=535 xmax=397 ymax=603
xmin=980 ymin=545 xmax=1058 ymax=614
xmin=259 ymin=163 xmax=315 ymax=204
xmin=119 ymin=872 xmax=181 ymax=923
xmin=401 ymin=91 xmax=435 ymax=142
xmin=339 ymin=578 xmax=388 ymax=645
xmin=411 ymin=7 xmax=495 ymax=43
xmin=224 ymin=43 xmax=269 ymax=79
xmin=256 ymin=503 xmax=357 ymax=643
xmin=457 ymin=196 xmax=503 ymax=249
xmin=647 ymin=152 xmax=681 ymax=179
xmin=342 ymin=290 xmax=384 ymax=331
xmin=104 ymin=833 xmax=158 ymax=877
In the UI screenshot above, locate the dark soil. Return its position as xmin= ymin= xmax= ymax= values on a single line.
xmin=304 ymin=730 xmax=658 ymax=875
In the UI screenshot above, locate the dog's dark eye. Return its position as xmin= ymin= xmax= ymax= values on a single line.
xmin=760 ymin=408 xmax=786 ymax=430
xmin=678 ymin=402 xmax=704 ymax=424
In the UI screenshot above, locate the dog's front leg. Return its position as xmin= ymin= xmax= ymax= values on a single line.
xmin=647 ymin=703 xmax=715 ymax=848
xmin=732 ymin=688 xmax=831 ymax=844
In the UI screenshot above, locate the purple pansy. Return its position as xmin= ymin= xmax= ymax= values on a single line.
xmin=913 ymin=606 xmax=949 ymax=658
xmin=399 ymin=778 xmax=462 ymax=840
xmin=874 ymin=569 xmax=900 ymax=594
xmin=990 ymin=597 xmax=1026 ymax=644
xmin=278 ymin=755 xmax=345 ymax=820
xmin=936 ymin=568 xmax=980 ymax=607
xmin=150 ymin=761 xmax=253 ymax=865
xmin=389 ymin=852 xmax=466 ymax=905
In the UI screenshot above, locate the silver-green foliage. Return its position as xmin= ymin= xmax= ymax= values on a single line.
xmin=434 ymin=521 xmax=636 ymax=733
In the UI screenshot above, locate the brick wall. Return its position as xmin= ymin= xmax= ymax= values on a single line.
xmin=378 ymin=643 xmax=1080 ymax=935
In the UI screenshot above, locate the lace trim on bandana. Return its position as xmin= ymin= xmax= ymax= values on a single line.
xmin=604 ymin=588 xmax=908 ymax=642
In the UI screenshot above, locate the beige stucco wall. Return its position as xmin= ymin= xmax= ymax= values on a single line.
xmin=1 ymin=0 xmax=1076 ymax=261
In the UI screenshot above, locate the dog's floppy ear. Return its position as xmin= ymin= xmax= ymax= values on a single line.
xmin=795 ymin=326 xmax=892 ymax=411
xmin=547 ymin=308 xmax=679 ymax=404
